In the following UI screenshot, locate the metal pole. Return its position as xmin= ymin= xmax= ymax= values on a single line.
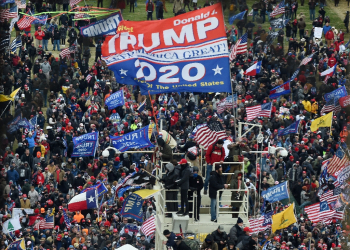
xmin=0 ymin=100 xmax=12 ymax=118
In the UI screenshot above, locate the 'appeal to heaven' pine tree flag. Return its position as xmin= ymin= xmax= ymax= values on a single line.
xmin=310 ymin=112 xmax=333 ymax=132
xmin=2 ymin=218 xmax=22 ymax=233
xmin=271 ymin=203 xmax=297 ymax=232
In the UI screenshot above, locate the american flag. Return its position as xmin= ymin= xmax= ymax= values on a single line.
xmin=217 ymin=96 xmax=233 ymax=114
xmin=17 ymin=15 xmax=35 ymax=29
xmin=70 ymin=0 xmax=82 ymax=6
xmin=320 ymin=181 xmax=341 ymax=203
xmin=192 ymin=121 xmax=227 ymax=150
xmin=86 ymin=74 xmax=92 ymax=83
xmin=0 ymin=5 xmax=18 ymax=20
xmin=248 ymin=216 xmax=271 ymax=235
xmin=60 ymin=45 xmax=76 ymax=59
xmin=63 ymin=209 xmax=71 ymax=230
xmin=300 ymin=53 xmax=314 ymax=66
xmin=304 ymin=201 xmax=335 ymax=224
xmin=270 ymin=0 xmax=285 ymax=17
xmin=327 ymin=147 xmax=348 ymax=175
xmin=34 ymin=215 xmax=54 ymax=229
xmin=320 ymin=98 xmax=342 ymax=114
xmin=246 ymin=102 xmax=272 ymax=121
xmin=229 ymin=33 xmax=248 ymax=60
xmin=74 ymin=13 xmax=89 ymax=21
xmin=15 ymin=0 xmax=26 ymax=8
xmin=141 ymin=216 xmax=156 ymax=236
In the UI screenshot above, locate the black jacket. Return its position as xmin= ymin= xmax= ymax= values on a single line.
xmin=189 ymin=174 xmax=203 ymax=192
xmin=177 ymin=164 xmax=191 ymax=190
xmin=176 ymin=241 xmax=191 ymax=250
xmin=209 ymin=171 xmax=225 ymax=199
xmin=212 ymin=229 xmax=228 ymax=248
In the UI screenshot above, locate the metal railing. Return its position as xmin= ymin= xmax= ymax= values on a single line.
xmin=216 ymin=189 xmax=249 ymax=220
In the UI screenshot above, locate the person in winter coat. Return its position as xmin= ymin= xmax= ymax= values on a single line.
xmin=18 ymin=162 xmax=31 ymax=186
xmin=176 ymin=159 xmax=190 ymax=216
xmin=325 ymin=29 xmax=334 ymax=47
xmin=201 ymin=234 xmax=219 ymax=250
xmin=204 ymin=139 xmax=225 ymax=194
xmin=53 ymin=28 xmax=61 ymax=51
xmin=159 ymin=162 xmax=178 ymax=216
xmin=163 ymin=230 xmax=177 ymax=250
xmin=230 ymin=171 xmax=245 ymax=218
xmin=34 ymin=27 xmax=45 ymax=47
xmin=59 ymin=24 xmax=67 ymax=45
xmin=212 ymin=225 xmax=228 ymax=250
xmin=7 ymin=165 xmax=19 ymax=184
xmin=209 ymin=165 xmax=228 ymax=222
xmin=188 ymin=166 xmax=203 ymax=221
xmin=229 ymin=217 xmax=244 ymax=245
xmin=157 ymin=137 xmax=173 ymax=161
xmin=174 ymin=236 xmax=191 ymax=250
xmin=68 ymin=28 xmax=77 ymax=46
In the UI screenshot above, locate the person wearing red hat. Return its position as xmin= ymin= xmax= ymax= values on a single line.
xmin=175 ymin=159 xmax=191 ymax=216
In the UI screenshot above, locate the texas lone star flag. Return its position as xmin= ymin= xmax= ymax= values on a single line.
xmin=68 ymin=189 xmax=98 ymax=212
xmin=102 ymin=3 xmax=231 ymax=95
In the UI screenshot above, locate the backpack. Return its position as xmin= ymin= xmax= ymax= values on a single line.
xmin=183 ymin=238 xmax=200 ymax=250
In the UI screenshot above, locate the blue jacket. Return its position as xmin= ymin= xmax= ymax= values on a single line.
xmin=323 ymin=25 xmax=331 ymax=35
xmin=26 ymin=131 xmax=37 ymax=149
xmin=166 ymin=232 xmax=177 ymax=250
xmin=7 ymin=169 xmax=19 ymax=183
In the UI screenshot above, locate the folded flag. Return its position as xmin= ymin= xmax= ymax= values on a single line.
xmin=269 ymin=81 xmax=290 ymax=99
xmin=68 ymin=189 xmax=98 ymax=212
xmin=246 ymin=102 xmax=272 ymax=121
xmin=244 ymin=61 xmax=262 ymax=76
xmin=278 ymin=120 xmax=300 ymax=136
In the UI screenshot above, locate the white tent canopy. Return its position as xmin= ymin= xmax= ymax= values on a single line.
xmin=115 ymin=244 xmax=138 ymax=250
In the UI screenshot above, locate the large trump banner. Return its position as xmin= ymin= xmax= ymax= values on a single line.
xmin=71 ymin=132 xmax=99 ymax=157
xmin=102 ymin=3 xmax=231 ymax=94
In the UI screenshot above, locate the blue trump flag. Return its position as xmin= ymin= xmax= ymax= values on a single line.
xmin=7 ymin=115 xmax=21 ymax=134
xmin=81 ymin=183 xmax=108 ymax=196
xmin=262 ymin=212 xmax=273 ymax=226
xmin=324 ymin=86 xmax=348 ymax=105
xmin=111 ymin=125 xmax=154 ymax=152
xmin=18 ymin=118 xmax=34 ymax=130
xmin=278 ymin=120 xmax=300 ymax=136
xmin=261 ymin=181 xmax=289 ymax=202
xmin=80 ymin=11 xmax=122 ymax=37
xmin=0 ymin=0 xmax=15 ymax=6
xmin=229 ymin=10 xmax=246 ymax=24
xmin=110 ymin=112 xmax=121 ymax=123
xmin=32 ymin=15 xmax=48 ymax=25
xmin=120 ymin=193 xmax=144 ymax=222
xmin=71 ymin=132 xmax=99 ymax=157
xmin=105 ymin=89 xmax=125 ymax=110
xmin=269 ymin=81 xmax=291 ymax=99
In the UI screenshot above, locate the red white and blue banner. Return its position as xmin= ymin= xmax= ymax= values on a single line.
xmin=321 ymin=64 xmax=337 ymax=77
xmin=80 ymin=12 xmax=123 ymax=37
xmin=102 ymin=3 xmax=231 ymax=94
xmin=244 ymin=61 xmax=262 ymax=76
xmin=68 ymin=189 xmax=98 ymax=212
xmin=105 ymin=89 xmax=125 ymax=110
xmin=110 ymin=125 xmax=154 ymax=152
xmin=120 ymin=193 xmax=144 ymax=222
xmin=71 ymin=132 xmax=99 ymax=157
xmin=269 ymin=80 xmax=290 ymax=99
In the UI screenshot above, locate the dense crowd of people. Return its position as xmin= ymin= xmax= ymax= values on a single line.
xmin=0 ymin=0 xmax=350 ymax=249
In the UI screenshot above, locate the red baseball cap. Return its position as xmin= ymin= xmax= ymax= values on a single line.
xmin=179 ymin=159 xmax=187 ymax=164
xmin=243 ymin=227 xmax=253 ymax=232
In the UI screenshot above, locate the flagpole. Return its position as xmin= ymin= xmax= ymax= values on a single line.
xmin=147 ymin=91 xmax=159 ymax=134
xmin=0 ymin=100 xmax=12 ymax=118
xmin=330 ymin=111 xmax=334 ymax=135
xmin=231 ymin=83 xmax=236 ymax=140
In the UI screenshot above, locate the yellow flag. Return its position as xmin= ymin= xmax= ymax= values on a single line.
xmin=133 ymin=189 xmax=160 ymax=199
xmin=62 ymin=86 xmax=69 ymax=95
xmin=0 ymin=88 xmax=21 ymax=102
xmin=271 ymin=203 xmax=297 ymax=233
xmin=310 ymin=112 xmax=333 ymax=132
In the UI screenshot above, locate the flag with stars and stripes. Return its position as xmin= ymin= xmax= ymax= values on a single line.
xmin=327 ymin=148 xmax=348 ymax=175
xmin=15 ymin=0 xmax=26 ymax=8
xmin=17 ymin=15 xmax=36 ymax=29
xmin=270 ymin=1 xmax=285 ymax=17
xmin=70 ymin=0 xmax=82 ymax=6
xmin=60 ymin=45 xmax=76 ymax=59
xmin=63 ymin=209 xmax=71 ymax=230
xmin=34 ymin=215 xmax=54 ymax=229
xmin=304 ymin=202 xmax=335 ymax=224
xmin=300 ymin=53 xmax=314 ymax=66
xmin=0 ymin=5 xmax=18 ymax=21
xmin=192 ymin=121 xmax=227 ymax=150
xmin=246 ymin=102 xmax=272 ymax=121
xmin=229 ymin=33 xmax=248 ymax=60
xmin=86 ymin=74 xmax=92 ymax=83
xmin=10 ymin=37 xmax=22 ymax=53
xmin=141 ymin=216 xmax=156 ymax=236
